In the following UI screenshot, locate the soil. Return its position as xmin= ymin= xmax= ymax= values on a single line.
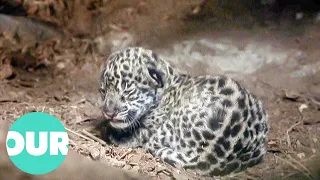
xmin=0 ymin=1 xmax=320 ymax=180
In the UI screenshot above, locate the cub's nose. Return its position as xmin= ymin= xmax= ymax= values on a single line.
xmin=103 ymin=99 xmax=118 ymax=119
xmin=103 ymin=111 xmax=116 ymax=119
xmin=103 ymin=106 xmax=118 ymax=118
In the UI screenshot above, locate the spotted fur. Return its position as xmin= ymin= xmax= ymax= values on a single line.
xmin=99 ymin=47 xmax=269 ymax=176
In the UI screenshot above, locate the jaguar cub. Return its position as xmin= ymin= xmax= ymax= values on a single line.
xmin=98 ymin=47 xmax=269 ymax=176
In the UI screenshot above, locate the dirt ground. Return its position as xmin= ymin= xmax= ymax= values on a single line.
xmin=0 ymin=1 xmax=320 ymax=180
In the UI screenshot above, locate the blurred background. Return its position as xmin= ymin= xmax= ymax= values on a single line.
xmin=0 ymin=0 xmax=319 ymax=179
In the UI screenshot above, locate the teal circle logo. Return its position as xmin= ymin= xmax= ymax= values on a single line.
xmin=6 ymin=112 xmax=69 ymax=175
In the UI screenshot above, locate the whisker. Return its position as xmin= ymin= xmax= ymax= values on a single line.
xmin=126 ymin=114 xmax=133 ymax=131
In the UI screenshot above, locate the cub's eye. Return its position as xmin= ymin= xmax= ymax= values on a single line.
xmin=148 ymin=68 xmax=163 ymax=88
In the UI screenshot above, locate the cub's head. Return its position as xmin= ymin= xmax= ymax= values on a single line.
xmin=99 ymin=47 xmax=174 ymax=129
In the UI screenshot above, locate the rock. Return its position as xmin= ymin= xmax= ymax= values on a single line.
xmin=146 ymin=166 xmax=155 ymax=172
xmin=298 ymin=104 xmax=308 ymax=113
xmin=0 ymin=14 xmax=62 ymax=46
xmin=89 ymin=147 xmax=101 ymax=160
xmin=0 ymin=63 xmax=13 ymax=80
xmin=123 ymin=164 xmax=132 ymax=170
xmin=132 ymin=166 xmax=140 ymax=172
xmin=56 ymin=62 xmax=65 ymax=69
xmin=108 ymin=158 xmax=126 ymax=168
xmin=313 ymin=138 xmax=318 ymax=143
xmin=297 ymin=153 xmax=305 ymax=159
xmin=283 ymin=89 xmax=303 ymax=102
xmin=129 ymin=153 xmax=142 ymax=162
xmin=145 ymin=163 xmax=155 ymax=172
xmin=143 ymin=153 xmax=154 ymax=160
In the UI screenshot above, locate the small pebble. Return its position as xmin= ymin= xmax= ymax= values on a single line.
xmin=297 ymin=152 xmax=305 ymax=159
xmin=298 ymin=104 xmax=308 ymax=113
xmin=146 ymin=166 xmax=155 ymax=172
xmin=132 ymin=166 xmax=140 ymax=172
xmin=90 ymin=147 xmax=101 ymax=160
xmin=123 ymin=164 xmax=132 ymax=170
xmin=56 ymin=62 xmax=65 ymax=69
xmin=110 ymin=159 xmax=126 ymax=168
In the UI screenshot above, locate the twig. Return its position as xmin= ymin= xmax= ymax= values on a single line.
xmin=65 ymin=127 xmax=93 ymax=142
xmin=286 ymin=121 xmax=303 ymax=148
xmin=156 ymin=168 xmax=172 ymax=176
xmin=275 ymin=155 xmax=314 ymax=180
xmin=81 ymin=129 xmax=106 ymax=146
xmin=128 ymin=162 xmax=139 ymax=166
xmin=119 ymin=148 xmax=133 ymax=160
xmin=74 ymin=98 xmax=86 ymax=104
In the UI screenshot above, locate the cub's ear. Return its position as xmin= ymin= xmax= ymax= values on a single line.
xmin=147 ymin=68 xmax=164 ymax=88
